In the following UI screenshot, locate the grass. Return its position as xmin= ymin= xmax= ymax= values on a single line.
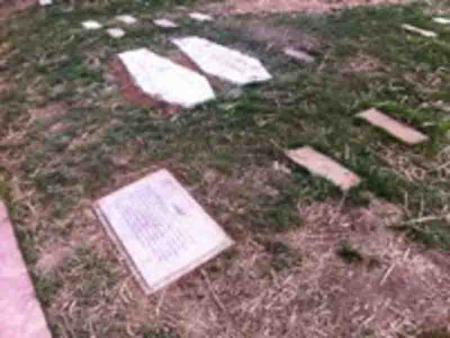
xmin=0 ymin=0 xmax=449 ymax=336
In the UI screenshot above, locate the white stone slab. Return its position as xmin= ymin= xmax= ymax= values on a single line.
xmin=116 ymin=15 xmax=138 ymax=25
xmin=39 ymin=0 xmax=52 ymax=6
xmin=402 ymin=24 xmax=437 ymax=38
xmin=433 ymin=17 xmax=450 ymax=25
xmin=154 ymin=19 xmax=179 ymax=29
xmin=95 ymin=169 xmax=234 ymax=294
xmin=107 ymin=28 xmax=125 ymax=39
xmin=189 ymin=12 xmax=213 ymax=22
xmin=356 ymin=108 xmax=428 ymax=145
xmin=172 ymin=36 xmax=272 ymax=86
xmin=118 ymin=48 xmax=215 ymax=108
xmin=284 ymin=48 xmax=315 ymax=64
xmin=82 ymin=20 xmax=103 ymax=30
xmin=286 ymin=147 xmax=361 ymax=191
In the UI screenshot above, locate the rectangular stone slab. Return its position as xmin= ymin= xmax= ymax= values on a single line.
xmin=433 ymin=17 xmax=450 ymax=25
xmin=172 ymin=36 xmax=272 ymax=85
xmin=0 ymin=201 xmax=51 ymax=338
xmin=95 ymin=169 xmax=234 ymax=294
xmin=118 ymin=48 xmax=215 ymax=108
xmin=401 ymin=24 xmax=437 ymax=38
xmin=286 ymin=147 xmax=361 ymax=191
xmin=356 ymin=108 xmax=428 ymax=145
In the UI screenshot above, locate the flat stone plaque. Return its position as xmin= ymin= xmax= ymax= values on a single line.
xmin=82 ymin=20 xmax=102 ymax=30
xmin=402 ymin=24 xmax=437 ymax=38
xmin=286 ymin=147 xmax=361 ymax=191
xmin=118 ymin=48 xmax=215 ymax=108
xmin=189 ymin=12 xmax=213 ymax=22
xmin=116 ymin=14 xmax=138 ymax=25
xmin=433 ymin=17 xmax=450 ymax=25
xmin=154 ymin=18 xmax=179 ymax=28
xmin=357 ymin=108 xmax=428 ymax=145
xmin=95 ymin=169 xmax=234 ymax=294
xmin=172 ymin=36 xmax=272 ymax=85
xmin=0 ymin=202 xmax=51 ymax=338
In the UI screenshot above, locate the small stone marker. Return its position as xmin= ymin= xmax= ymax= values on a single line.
xmin=39 ymin=0 xmax=52 ymax=6
xmin=82 ymin=20 xmax=103 ymax=30
xmin=95 ymin=169 xmax=234 ymax=294
xmin=189 ymin=12 xmax=213 ymax=22
xmin=154 ymin=18 xmax=179 ymax=29
xmin=0 ymin=201 xmax=52 ymax=338
xmin=433 ymin=17 xmax=450 ymax=25
xmin=402 ymin=24 xmax=437 ymax=38
xmin=356 ymin=108 xmax=428 ymax=145
xmin=116 ymin=14 xmax=138 ymax=25
xmin=172 ymin=36 xmax=272 ymax=85
xmin=118 ymin=48 xmax=215 ymax=108
xmin=284 ymin=47 xmax=315 ymax=64
xmin=107 ymin=28 xmax=125 ymax=39
xmin=285 ymin=147 xmax=361 ymax=191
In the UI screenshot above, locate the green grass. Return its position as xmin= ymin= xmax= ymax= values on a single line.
xmin=1 ymin=0 xmax=450 ymax=336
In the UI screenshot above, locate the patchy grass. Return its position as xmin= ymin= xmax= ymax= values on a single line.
xmin=0 ymin=0 xmax=449 ymax=336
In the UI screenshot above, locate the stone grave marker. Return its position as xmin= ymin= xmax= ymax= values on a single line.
xmin=402 ymin=24 xmax=437 ymax=38
xmin=117 ymin=48 xmax=215 ymax=108
xmin=94 ymin=169 xmax=234 ymax=294
xmin=433 ymin=17 xmax=450 ymax=25
xmin=154 ymin=19 xmax=179 ymax=29
xmin=286 ymin=147 xmax=361 ymax=191
xmin=189 ymin=12 xmax=213 ymax=22
xmin=284 ymin=47 xmax=315 ymax=64
xmin=0 ymin=201 xmax=52 ymax=338
xmin=107 ymin=28 xmax=125 ymax=39
xmin=116 ymin=14 xmax=138 ymax=25
xmin=172 ymin=36 xmax=272 ymax=85
xmin=356 ymin=108 xmax=428 ymax=145
xmin=82 ymin=20 xmax=102 ymax=30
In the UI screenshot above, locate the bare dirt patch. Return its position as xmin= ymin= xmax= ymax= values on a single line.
xmin=0 ymin=0 xmax=37 ymax=20
xmin=218 ymin=0 xmax=406 ymax=14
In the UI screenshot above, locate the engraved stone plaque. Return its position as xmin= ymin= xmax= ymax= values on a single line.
xmin=94 ymin=169 xmax=234 ymax=294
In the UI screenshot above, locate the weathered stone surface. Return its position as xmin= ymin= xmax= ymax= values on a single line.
xmin=0 ymin=201 xmax=51 ymax=338
xmin=116 ymin=14 xmax=137 ymax=25
xmin=95 ymin=169 xmax=234 ymax=294
xmin=172 ymin=36 xmax=272 ymax=85
xmin=39 ymin=0 xmax=52 ymax=6
xmin=107 ymin=28 xmax=125 ymax=39
xmin=402 ymin=24 xmax=437 ymax=38
xmin=154 ymin=18 xmax=179 ymax=28
xmin=357 ymin=108 xmax=428 ymax=145
xmin=433 ymin=17 xmax=450 ymax=25
xmin=286 ymin=147 xmax=361 ymax=191
xmin=117 ymin=48 xmax=215 ymax=108
xmin=189 ymin=12 xmax=213 ymax=22
xmin=284 ymin=47 xmax=315 ymax=64
xmin=82 ymin=20 xmax=102 ymax=30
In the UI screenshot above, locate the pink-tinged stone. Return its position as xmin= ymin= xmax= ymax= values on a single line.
xmin=0 ymin=201 xmax=51 ymax=338
xmin=357 ymin=108 xmax=428 ymax=145
xmin=285 ymin=147 xmax=361 ymax=191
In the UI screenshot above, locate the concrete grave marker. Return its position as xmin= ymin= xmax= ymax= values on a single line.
xmin=118 ymin=48 xmax=215 ymax=108
xmin=284 ymin=47 xmax=315 ymax=64
xmin=39 ymin=0 xmax=52 ymax=6
xmin=189 ymin=12 xmax=213 ymax=22
xmin=82 ymin=20 xmax=103 ymax=30
xmin=154 ymin=19 xmax=179 ymax=29
xmin=95 ymin=169 xmax=234 ymax=294
xmin=172 ymin=36 xmax=272 ymax=85
xmin=286 ymin=147 xmax=361 ymax=191
xmin=402 ymin=24 xmax=437 ymax=38
xmin=356 ymin=108 xmax=428 ymax=145
xmin=107 ymin=28 xmax=125 ymax=39
xmin=0 ymin=201 xmax=52 ymax=338
xmin=433 ymin=17 xmax=450 ymax=25
xmin=116 ymin=14 xmax=138 ymax=25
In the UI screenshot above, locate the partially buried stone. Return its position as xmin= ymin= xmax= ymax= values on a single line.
xmin=116 ymin=14 xmax=138 ymax=25
xmin=82 ymin=20 xmax=102 ymax=30
xmin=284 ymin=47 xmax=315 ymax=64
xmin=172 ymin=36 xmax=272 ymax=86
xmin=189 ymin=12 xmax=213 ymax=22
xmin=285 ymin=147 xmax=361 ymax=191
xmin=107 ymin=28 xmax=125 ymax=39
xmin=117 ymin=48 xmax=215 ymax=108
xmin=433 ymin=17 xmax=450 ymax=25
xmin=402 ymin=24 xmax=437 ymax=38
xmin=94 ymin=169 xmax=234 ymax=294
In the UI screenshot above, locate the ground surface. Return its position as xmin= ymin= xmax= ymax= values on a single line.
xmin=1 ymin=0 xmax=450 ymax=337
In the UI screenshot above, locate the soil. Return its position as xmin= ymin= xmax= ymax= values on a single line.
xmin=0 ymin=0 xmax=37 ymax=20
